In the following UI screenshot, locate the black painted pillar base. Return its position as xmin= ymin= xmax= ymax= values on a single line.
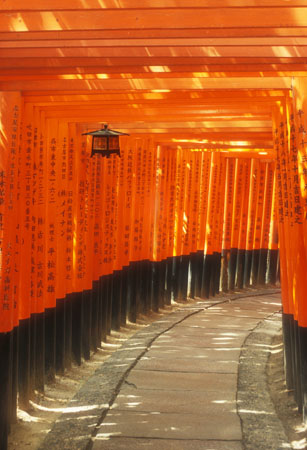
xmin=34 ymin=312 xmax=45 ymax=392
xmin=99 ymin=276 xmax=108 ymax=342
xmin=228 ymin=248 xmax=238 ymax=291
xmin=200 ymin=254 xmax=212 ymax=299
xmin=178 ymin=255 xmax=189 ymax=301
xmin=299 ymin=326 xmax=307 ymax=422
xmin=282 ymin=312 xmax=294 ymax=391
xmin=213 ymin=252 xmax=221 ymax=295
xmin=11 ymin=327 xmax=19 ymax=422
xmin=120 ymin=267 xmax=129 ymax=326
xmin=165 ymin=257 xmax=173 ymax=306
xmin=0 ymin=331 xmax=11 ymax=450
xmin=111 ymin=271 xmax=122 ymax=331
xmin=220 ymin=249 xmax=230 ymax=292
xmin=194 ymin=250 xmax=204 ymax=298
xmin=293 ymin=320 xmax=302 ymax=412
xmin=55 ymin=298 xmax=66 ymax=374
xmin=71 ymin=293 xmax=83 ymax=366
xmin=172 ymin=256 xmax=180 ymax=301
xmin=243 ymin=249 xmax=252 ymax=288
xmin=91 ymin=281 xmax=100 ymax=351
xmin=82 ymin=290 xmax=92 ymax=361
xmin=157 ymin=259 xmax=167 ymax=308
xmin=236 ymin=249 xmax=245 ymax=290
xmin=18 ymin=318 xmax=31 ymax=408
xmin=150 ymin=261 xmax=159 ymax=313
xmin=251 ymin=249 xmax=260 ymax=286
xmin=65 ymin=294 xmax=73 ymax=368
xmin=106 ymin=274 xmax=113 ymax=335
xmin=128 ymin=262 xmax=138 ymax=323
xmin=258 ymin=248 xmax=268 ymax=285
xmin=189 ymin=252 xmax=198 ymax=299
xmin=267 ymin=249 xmax=279 ymax=285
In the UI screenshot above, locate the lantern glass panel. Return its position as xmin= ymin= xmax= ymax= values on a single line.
xmin=93 ymin=136 xmax=107 ymax=150
xmin=109 ymin=136 xmax=119 ymax=150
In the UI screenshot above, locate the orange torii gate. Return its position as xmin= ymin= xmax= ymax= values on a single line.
xmin=1 ymin=1 xmax=307 ymax=448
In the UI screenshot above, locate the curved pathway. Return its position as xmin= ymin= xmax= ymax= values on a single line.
xmin=90 ymin=290 xmax=288 ymax=450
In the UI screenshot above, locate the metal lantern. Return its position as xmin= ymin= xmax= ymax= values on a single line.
xmin=83 ymin=124 xmax=129 ymax=157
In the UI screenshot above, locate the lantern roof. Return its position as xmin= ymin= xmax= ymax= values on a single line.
xmin=82 ymin=124 xmax=129 ymax=137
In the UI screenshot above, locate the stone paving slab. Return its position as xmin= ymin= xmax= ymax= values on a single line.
xmin=95 ymin=409 xmax=242 ymax=440
xmin=135 ymin=355 xmax=239 ymax=374
xmin=177 ymin=314 xmax=261 ymax=330
xmin=92 ymin=437 xmax=244 ymax=450
xmin=151 ymin=335 xmax=246 ymax=349
xmin=125 ymin=369 xmax=238 ymax=392
xmin=145 ymin=346 xmax=241 ymax=360
xmin=113 ymin=388 xmax=237 ymax=415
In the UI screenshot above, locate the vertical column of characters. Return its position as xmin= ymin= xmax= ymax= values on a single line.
xmin=288 ymin=103 xmax=307 ymax=326
xmin=110 ymin=153 xmax=120 ymax=274
xmin=280 ymin=110 xmax=294 ymax=315
xmin=267 ymin=171 xmax=279 ymax=284
xmin=214 ymin=154 xmax=226 ymax=256
xmin=190 ymin=152 xmax=201 ymax=256
xmin=246 ymin=159 xmax=259 ymax=253
xmin=161 ymin=147 xmax=170 ymax=262
xmin=35 ymin=110 xmax=46 ymax=316
xmin=268 ymin=172 xmax=278 ymax=253
xmin=260 ymin=162 xmax=275 ymax=259
xmin=238 ymin=159 xmax=251 ymax=253
xmin=296 ymin=108 xmax=307 ymax=263
xmin=55 ymin=122 xmax=68 ymax=300
xmin=76 ymin=129 xmax=88 ymax=291
xmin=103 ymin=156 xmax=113 ymax=275
xmin=173 ymin=147 xmax=182 ymax=258
xmin=93 ymin=155 xmax=102 ymax=281
xmin=222 ymin=158 xmax=235 ymax=252
xmin=147 ymin=143 xmax=157 ymax=261
xmin=45 ymin=118 xmax=58 ymax=309
xmin=86 ymin=151 xmax=97 ymax=283
xmin=273 ymin=108 xmax=290 ymax=315
xmin=12 ymin=97 xmax=22 ymax=328
xmin=81 ymin=131 xmax=95 ymax=290
xmin=130 ymin=140 xmax=142 ymax=264
xmin=178 ymin=149 xmax=188 ymax=258
xmin=205 ymin=152 xmax=219 ymax=257
xmin=197 ymin=152 xmax=211 ymax=253
xmin=230 ymin=159 xmax=244 ymax=254
xmin=30 ymin=107 xmax=39 ymax=317
xmin=18 ymin=103 xmax=34 ymax=322
xmin=139 ymin=140 xmax=147 ymax=262
xmin=122 ymin=141 xmax=133 ymax=267
xmin=154 ymin=146 xmax=166 ymax=263
xmin=0 ymin=92 xmax=22 ymax=332
xmin=65 ymin=124 xmax=75 ymax=293
xmin=152 ymin=145 xmax=161 ymax=262
xmin=114 ymin=138 xmax=127 ymax=272
xmin=253 ymin=161 xmax=266 ymax=254
xmin=182 ymin=150 xmax=193 ymax=257
xmin=167 ymin=147 xmax=177 ymax=258
xmin=139 ymin=138 xmax=150 ymax=262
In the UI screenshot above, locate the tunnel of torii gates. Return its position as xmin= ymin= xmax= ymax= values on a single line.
xmin=3 ymin=0 xmax=307 ymax=447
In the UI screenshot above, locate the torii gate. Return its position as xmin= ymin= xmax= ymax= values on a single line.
xmin=1 ymin=1 xmax=307 ymax=448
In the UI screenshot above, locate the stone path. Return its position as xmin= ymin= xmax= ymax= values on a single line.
xmin=91 ymin=291 xmax=288 ymax=450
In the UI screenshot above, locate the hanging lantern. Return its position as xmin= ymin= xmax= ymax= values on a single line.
xmin=83 ymin=124 xmax=129 ymax=157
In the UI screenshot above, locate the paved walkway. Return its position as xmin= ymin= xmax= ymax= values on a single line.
xmin=92 ymin=291 xmax=287 ymax=450
xmin=40 ymin=289 xmax=289 ymax=450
